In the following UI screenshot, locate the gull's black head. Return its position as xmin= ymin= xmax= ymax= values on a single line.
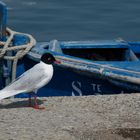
xmin=41 ymin=53 xmax=56 ymax=64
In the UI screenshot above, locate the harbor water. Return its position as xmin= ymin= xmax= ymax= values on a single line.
xmin=1 ymin=0 xmax=140 ymax=42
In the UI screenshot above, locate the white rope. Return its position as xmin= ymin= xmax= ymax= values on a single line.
xmin=0 ymin=27 xmax=36 ymax=81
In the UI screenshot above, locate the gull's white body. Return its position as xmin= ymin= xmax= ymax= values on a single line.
xmin=0 ymin=61 xmax=53 ymax=100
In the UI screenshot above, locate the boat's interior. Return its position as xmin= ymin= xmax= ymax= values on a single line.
xmin=63 ymin=48 xmax=127 ymax=61
xmin=48 ymin=40 xmax=138 ymax=62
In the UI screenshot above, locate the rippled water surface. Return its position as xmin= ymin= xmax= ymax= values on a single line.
xmin=2 ymin=0 xmax=140 ymax=41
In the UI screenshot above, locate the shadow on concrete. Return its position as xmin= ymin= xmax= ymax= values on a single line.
xmin=0 ymin=99 xmax=44 ymax=109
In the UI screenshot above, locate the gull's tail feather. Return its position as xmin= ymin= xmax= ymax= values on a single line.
xmin=0 ymin=89 xmax=25 ymax=100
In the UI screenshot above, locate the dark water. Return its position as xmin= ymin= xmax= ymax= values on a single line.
xmin=2 ymin=0 xmax=140 ymax=42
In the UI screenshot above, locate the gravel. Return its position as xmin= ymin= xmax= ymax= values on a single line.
xmin=0 ymin=93 xmax=140 ymax=140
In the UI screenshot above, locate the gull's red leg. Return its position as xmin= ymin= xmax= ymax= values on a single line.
xmin=28 ymin=94 xmax=32 ymax=107
xmin=32 ymin=94 xmax=45 ymax=110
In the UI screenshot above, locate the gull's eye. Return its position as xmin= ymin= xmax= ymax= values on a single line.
xmin=48 ymin=57 xmax=51 ymax=61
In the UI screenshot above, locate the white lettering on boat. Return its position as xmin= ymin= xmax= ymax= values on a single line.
xmin=72 ymin=81 xmax=82 ymax=96
xmin=71 ymin=81 xmax=102 ymax=96
xmin=90 ymin=83 xmax=102 ymax=94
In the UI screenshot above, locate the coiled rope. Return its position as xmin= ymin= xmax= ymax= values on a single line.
xmin=0 ymin=27 xmax=36 ymax=82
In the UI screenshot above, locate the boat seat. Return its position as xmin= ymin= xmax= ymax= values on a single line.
xmin=49 ymin=40 xmax=63 ymax=54
xmin=124 ymin=50 xmax=139 ymax=61
xmin=128 ymin=50 xmax=139 ymax=61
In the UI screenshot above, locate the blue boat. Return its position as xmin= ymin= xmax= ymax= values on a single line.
xmin=16 ymin=39 xmax=138 ymax=97
xmin=1 ymin=2 xmax=140 ymax=97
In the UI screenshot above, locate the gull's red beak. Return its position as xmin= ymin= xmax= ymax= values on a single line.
xmin=54 ymin=60 xmax=61 ymax=64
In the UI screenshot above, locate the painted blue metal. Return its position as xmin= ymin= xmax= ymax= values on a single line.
xmin=13 ymin=34 xmax=29 ymax=46
xmin=60 ymin=40 xmax=128 ymax=49
xmin=0 ymin=1 xmax=7 ymax=40
xmin=128 ymin=42 xmax=140 ymax=59
xmin=0 ymin=2 xmax=7 ymax=89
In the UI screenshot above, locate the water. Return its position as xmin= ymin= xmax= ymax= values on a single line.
xmin=2 ymin=0 xmax=140 ymax=42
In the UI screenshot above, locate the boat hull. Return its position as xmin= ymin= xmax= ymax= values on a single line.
xmin=16 ymin=57 xmax=135 ymax=98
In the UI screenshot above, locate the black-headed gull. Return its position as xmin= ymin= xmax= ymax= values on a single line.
xmin=0 ymin=53 xmax=60 ymax=109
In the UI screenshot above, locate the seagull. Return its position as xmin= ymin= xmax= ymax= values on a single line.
xmin=0 ymin=53 xmax=60 ymax=109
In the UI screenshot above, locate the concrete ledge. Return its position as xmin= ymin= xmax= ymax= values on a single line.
xmin=0 ymin=93 xmax=140 ymax=139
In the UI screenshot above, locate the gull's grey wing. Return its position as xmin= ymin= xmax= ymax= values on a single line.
xmin=3 ymin=63 xmax=48 ymax=92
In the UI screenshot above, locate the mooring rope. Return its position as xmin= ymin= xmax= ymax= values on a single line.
xmin=0 ymin=27 xmax=36 ymax=82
